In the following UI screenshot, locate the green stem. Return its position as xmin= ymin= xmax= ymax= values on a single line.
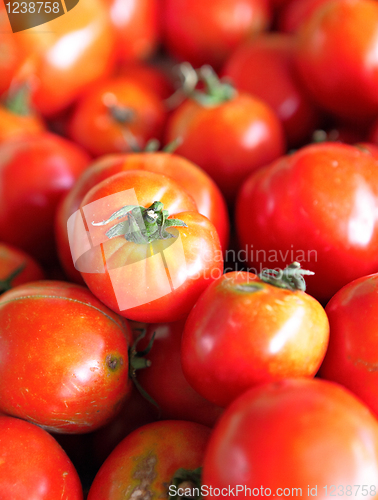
xmin=165 ymin=62 xmax=236 ymax=109
xmin=259 ymin=262 xmax=314 ymax=292
xmin=170 ymin=468 xmax=203 ymax=500
xmin=92 ymin=201 xmax=187 ymax=244
xmin=5 ymin=84 xmax=33 ymax=116
xmin=128 ymin=329 xmax=160 ymax=413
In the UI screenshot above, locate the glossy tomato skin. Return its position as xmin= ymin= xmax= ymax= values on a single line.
xmin=319 ymin=273 xmax=378 ymax=419
xmin=56 ymin=152 xmax=229 ymax=283
xmin=0 ymin=281 xmax=132 ymax=433
xmin=165 ymin=93 xmax=286 ymax=202
xmin=162 ymin=0 xmax=271 ymax=69
xmin=77 ymin=170 xmax=223 ymax=323
xmin=68 ymin=77 xmax=166 ymax=157
xmin=137 ymin=320 xmax=224 ymax=426
xmin=0 ymin=242 xmax=44 ymax=292
xmin=294 ymin=0 xmax=378 ymax=121
xmin=0 ymin=132 xmax=90 ymax=263
xmin=12 ymin=0 xmax=115 ymax=116
xmin=236 ymin=142 xmax=378 ymax=303
xmin=181 ymin=271 xmax=329 ymax=408
xmin=0 ymin=416 xmax=83 ymax=499
xmin=88 ymin=420 xmax=211 ymax=500
xmin=203 ymin=379 xmax=378 ymax=498
xmin=103 ymin=0 xmax=159 ymax=62
xmin=222 ymin=33 xmax=320 ymax=147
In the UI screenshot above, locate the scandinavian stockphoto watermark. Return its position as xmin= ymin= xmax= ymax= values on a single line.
xmin=169 ymin=484 xmax=377 ymax=497
xmin=67 ymin=189 xmax=318 ymax=311
xmin=2 ymin=0 xmax=79 ymax=32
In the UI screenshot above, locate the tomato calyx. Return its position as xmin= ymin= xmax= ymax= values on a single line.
xmin=167 ymin=62 xmax=236 ymax=108
xmin=129 ymin=328 xmax=160 ymax=412
xmin=92 ymin=201 xmax=188 ymax=244
xmin=4 ymin=83 xmax=33 ymax=116
xmin=170 ymin=467 xmax=203 ymax=500
xmin=259 ymin=262 xmax=314 ymax=292
xmin=0 ymin=263 xmax=25 ymax=295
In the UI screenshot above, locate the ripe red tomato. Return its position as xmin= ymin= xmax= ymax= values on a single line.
xmin=319 ymin=273 xmax=378 ymax=419
xmin=222 ymin=33 xmax=320 ymax=147
xmin=181 ymin=269 xmax=329 ymax=408
xmin=294 ymin=0 xmax=378 ymax=122
xmin=165 ymin=85 xmax=285 ymax=202
xmin=9 ymin=0 xmax=115 ymax=117
xmin=68 ymin=77 xmax=167 ymax=157
xmin=103 ymin=0 xmax=159 ymax=62
xmin=56 ymin=152 xmax=229 ymax=283
xmin=162 ymin=0 xmax=271 ymax=69
xmin=0 ymin=242 xmax=44 ymax=294
xmin=137 ymin=320 xmax=224 ymax=426
xmin=203 ymin=379 xmax=378 ymax=497
xmin=77 ymin=170 xmax=223 ymax=323
xmin=0 ymin=281 xmax=132 ymax=433
xmin=0 ymin=415 xmax=83 ymax=499
xmin=236 ymin=142 xmax=378 ymax=303
xmin=88 ymin=420 xmax=211 ymax=500
xmin=0 ymin=132 xmax=89 ymax=262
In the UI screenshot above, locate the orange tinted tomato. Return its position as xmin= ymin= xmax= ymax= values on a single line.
xmin=0 ymin=281 xmax=132 ymax=433
xmin=88 ymin=420 xmax=211 ymax=500
xmin=181 ymin=271 xmax=329 ymax=407
xmin=68 ymin=77 xmax=167 ymax=157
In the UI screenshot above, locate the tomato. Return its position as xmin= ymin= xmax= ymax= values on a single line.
xmin=0 ymin=242 xmax=44 ymax=294
xmin=87 ymin=420 xmax=210 ymax=500
xmin=68 ymin=77 xmax=167 ymax=157
xmin=165 ymin=70 xmax=285 ymax=202
xmin=0 ymin=132 xmax=89 ymax=263
xmin=0 ymin=416 xmax=83 ymax=499
xmin=76 ymin=170 xmax=223 ymax=323
xmin=202 ymin=378 xmax=378 ymax=498
xmin=236 ymin=142 xmax=378 ymax=303
xmin=103 ymin=0 xmax=159 ymax=62
xmin=10 ymin=0 xmax=115 ymax=116
xmin=0 ymin=281 xmax=132 ymax=433
xmin=181 ymin=269 xmax=329 ymax=408
xmin=162 ymin=0 xmax=271 ymax=69
xmin=278 ymin=0 xmax=334 ymax=33
xmin=319 ymin=273 xmax=378 ymax=419
xmin=137 ymin=320 xmax=224 ymax=426
xmin=294 ymin=0 xmax=378 ymax=122
xmin=56 ymin=152 xmax=229 ymax=283
xmin=222 ymin=33 xmax=320 ymax=147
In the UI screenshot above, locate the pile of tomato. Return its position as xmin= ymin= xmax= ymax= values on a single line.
xmin=3 ymin=0 xmax=378 ymax=498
